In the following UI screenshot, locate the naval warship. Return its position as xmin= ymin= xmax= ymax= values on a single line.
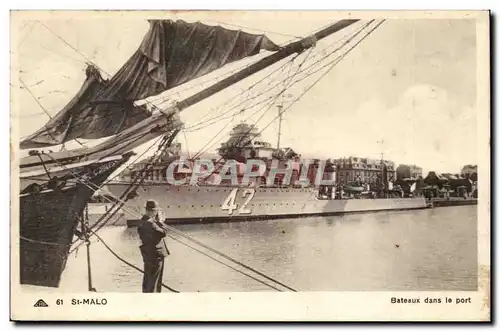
xmin=103 ymin=121 xmax=427 ymax=226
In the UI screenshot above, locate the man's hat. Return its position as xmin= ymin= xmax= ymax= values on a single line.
xmin=145 ymin=200 xmax=159 ymax=211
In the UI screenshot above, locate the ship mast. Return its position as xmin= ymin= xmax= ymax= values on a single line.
xmin=23 ymin=19 xmax=360 ymax=165
xmin=276 ymin=103 xmax=283 ymax=150
xmin=377 ymin=139 xmax=387 ymax=196
xmin=276 ymin=92 xmax=294 ymax=150
xmin=377 ymin=139 xmax=385 ymax=161
xmin=276 ymin=93 xmax=294 ymax=151
xmin=90 ymin=19 xmax=361 ymax=157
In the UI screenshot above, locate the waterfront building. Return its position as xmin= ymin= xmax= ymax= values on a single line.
xmin=333 ymin=156 xmax=395 ymax=185
xmin=396 ymin=164 xmax=423 ymax=180
xmin=461 ymin=164 xmax=478 ymax=182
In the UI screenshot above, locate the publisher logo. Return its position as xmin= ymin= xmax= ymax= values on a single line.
xmin=33 ymin=299 xmax=48 ymax=307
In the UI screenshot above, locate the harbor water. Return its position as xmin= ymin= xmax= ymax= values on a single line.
xmin=31 ymin=205 xmax=478 ymax=292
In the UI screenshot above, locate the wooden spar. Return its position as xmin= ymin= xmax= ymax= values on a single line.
xmin=20 ymin=19 xmax=359 ymax=166
xmin=177 ymin=19 xmax=359 ymax=111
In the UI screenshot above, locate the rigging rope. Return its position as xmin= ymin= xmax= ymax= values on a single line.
xmin=187 ymin=82 xmax=291 ymax=160
xmin=33 ymin=20 xmax=172 ymax=126
xmin=39 ymin=150 xmax=298 ymax=292
xmin=183 ymin=59 xmax=297 ymax=161
xmin=39 ymin=153 xmax=295 ymax=291
xmin=190 ymin=20 xmax=373 ymax=129
xmin=161 ymin=224 xmax=298 ymax=292
xmin=37 ymin=20 xmax=109 ymax=76
xmin=167 ymin=235 xmax=285 ymax=291
xmin=77 ymin=188 xmax=296 ymax=292
xmin=169 ymin=21 xmax=369 ymax=133
xmin=18 ymin=78 xmax=61 ymax=143
xmin=19 ymin=235 xmax=70 ymax=246
xmin=247 ymin=20 xmax=386 ymax=144
xmin=242 ymin=21 xmax=380 ymax=140
xmin=20 ymin=19 xmax=383 ymax=293
xmin=182 ymin=130 xmax=191 ymax=161
xmin=36 ymin=17 xmax=285 ymax=124
xmin=153 ymin=54 xmax=272 ymax=106
xmin=17 ymin=21 xmax=36 ymax=48
xmin=81 ymin=190 xmax=295 ymax=291
xmin=184 ymin=57 xmax=296 ymax=131
xmin=205 ymin=19 xmax=302 ymax=40
xmin=40 ymin=18 xmax=382 ymax=233
xmin=183 ymin=20 xmax=371 ymax=133
xmin=190 ymin=46 xmax=314 ymax=163
xmin=187 ymin=20 xmax=382 ymax=176
xmin=182 ymin=21 xmax=372 ymax=157
xmin=182 ymin=53 xmax=300 ymax=132
xmin=81 ymin=140 xmax=176 ymax=234
xmin=87 ymin=227 xmax=179 ymax=293
xmin=65 ymin=130 xmax=182 ymax=248
xmin=102 ymin=135 xmax=165 ymax=186
xmin=23 ymin=19 xmax=368 ymax=151
xmin=23 ymin=143 xmax=182 ymax=293
xmin=35 ymin=132 xmax=172 ymax=247
xmin=18 ymin=77 xmax=85 ymax=148
xmin=81 ymin=208 xmax=97 ymax=292
xmin=83 ymin=177 xmax=297 ymax=291
xmin=37 ymin=42 xmax=88 ymax=65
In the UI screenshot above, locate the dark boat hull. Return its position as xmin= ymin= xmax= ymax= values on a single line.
xmin=19 ymin=153 xmax=132 ymax=288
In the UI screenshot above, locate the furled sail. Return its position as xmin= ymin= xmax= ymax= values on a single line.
xmin=93 ymin=19 xmax=280 ymax=102
xmin=20 ymin=20 xmax=279 ymax=149
xmin=20 ymin=65 xmax=151 ymax=149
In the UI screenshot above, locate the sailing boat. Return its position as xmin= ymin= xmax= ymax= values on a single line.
xmin=16 ymin=18 xmax=426 ymax=288
xmin=17 ymin=18 xmax=362 ymax=288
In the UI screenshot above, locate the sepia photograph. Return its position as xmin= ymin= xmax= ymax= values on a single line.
xmin=9 ymin=9 xmax=490 ymax=321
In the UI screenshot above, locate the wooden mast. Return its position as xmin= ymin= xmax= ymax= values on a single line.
xmin=21 ymin=19 xmax=360 ymax=166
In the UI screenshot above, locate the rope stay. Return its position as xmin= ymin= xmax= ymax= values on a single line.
xmin=163 ymin=225 xmax=298 ymax=292
xmin=183 ymin=53 xmax=300 ymax=132
xmin=82 ymin=206 xmax=97 ymax=292
xmin=63 ymin=130 xmax=180 ymax=249
xmin=19 ymin=235 xmax=70 ymax=246
xmin=18 ymin=77 xmax=85 ymax=148
xmin=83 ymin=130 xmax=182 ymax=235
xmin=24 ymin=132 xmax=181 ymax=292
xmin=101 ymin=135 xmax=166 ymax=186
xmin=186 ymin=20 xmax=380 ymax=161
xmin=72 ymin=171 xmax=297 ymax=291
xmin=39 ymin=148 xmax=297 ymax=292
xmin=88 ymin=228 xmax=179 ymax=293
xmin=184 ymin=19 xmax=374 ymax=135
xmin=19 ymin=19 xmax=386 ymax=293
xmin=252 ymin=20 xmax=386 ymax=138
xmin=209 ymin=19 xmax=385 ymax=162
xmin=167 ymin=235 xmax=285 ymax=292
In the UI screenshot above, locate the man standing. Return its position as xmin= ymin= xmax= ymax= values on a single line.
xmin=137 ymin=200 xmax=170 ymax=293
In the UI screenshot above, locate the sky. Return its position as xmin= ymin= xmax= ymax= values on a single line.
xmin=11 ymin=11 xmax=479 ymax=175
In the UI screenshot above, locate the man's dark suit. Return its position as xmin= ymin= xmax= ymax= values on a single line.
xmin=137 ymin=215 xmax=169 ymax=293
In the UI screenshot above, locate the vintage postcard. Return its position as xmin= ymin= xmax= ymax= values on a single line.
xmin=10 ymin=10 xmax=490 ymax=321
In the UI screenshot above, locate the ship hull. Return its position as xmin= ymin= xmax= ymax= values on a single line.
xmin=19 ymin=154 xmax=132 ymax=288
xmin=104 ymin=183 xmax=428 ymax=226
